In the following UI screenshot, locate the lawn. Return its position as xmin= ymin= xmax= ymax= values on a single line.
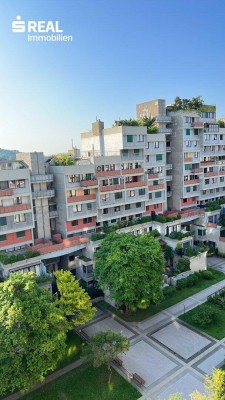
xmin=23 ymin=364 xmax=140 ymax=400
xmin=179 ymin=302 xmax=225 ymax=340
xmin=56 ymin=330 xmax=84 ymax=369
xmin=98 ymin=269 xmax=225 ymax=322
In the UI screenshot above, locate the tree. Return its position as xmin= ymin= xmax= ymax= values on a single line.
xmin=53 ymin=154 xmax=75 ymax=166
xmin=164 ymin=245 xmax=174 ymax=267
xmin=169 ymin=369 xmax=225 ymax=400
xmin=95 ymin=232 xmax=165 ymax=311
xmin=54 ymin=270 xmax=95 ymax=327
xmin=83 ymin=330 xmax=129 ymax=383
xmin=0 ymin=272 xmax=68 ymax=395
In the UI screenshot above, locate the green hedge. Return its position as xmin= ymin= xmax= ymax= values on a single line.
xmin=0 ymin=250 xmax=40 ymax=265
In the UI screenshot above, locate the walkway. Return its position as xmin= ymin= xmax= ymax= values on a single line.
xmin=80 ymin=257 xmax=225 ymax=400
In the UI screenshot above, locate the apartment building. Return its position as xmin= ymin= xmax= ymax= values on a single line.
xmin=1 ymin=97 xmax=225 ymax=281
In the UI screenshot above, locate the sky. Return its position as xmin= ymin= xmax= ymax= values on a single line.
xmin=0 ymin=0 xmax=225 ymax=154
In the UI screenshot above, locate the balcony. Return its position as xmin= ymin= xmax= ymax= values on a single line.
xmin=167 ymin=191 xmax=172 ymax=197
xmin=155 ymin=115 xmax=172 ymax=123
xmin=30 ymin=174 xmax=53 ymax=183
xmin=148 ymin=173 xmax=159 ymax=179
xmin=184 ymin=179 xmax=200 ymax=185
xmin=96 ymin=171 xmax=120 ymax=178
xmin=67 ymin=194 xmax=96 ymax=203
xmin=166 ymin=146 xmax=171 ymax=152
xmin=122 ymin=168 xmax=144 ymax=175
xmin=158 ymin=128 xmax=173 ymax=134
xmin=184 ymin=157 xmax=193 ymax=163
xmin=166 ymin=164 xmax=172 ymax=170
xmin=148 ymin=184 xmax=165 ymax=191
xmin=200 ymin=161 xmax=215 ymax=166
xmin=125 ymin=181 xmax=147 ymax=189
xmin=80 ymin=180 xmax=98 ymax=187
xmin=191 ymin=168 xmax=203 ymax=173
xmin=100 ymin=184 xmax=124 ymax=192
xmin=204 ymin=172 xmax=218 ymax=177
xmin=0 ymin=189 xmax=14 ymax=197
xmin=49 ymin=210 xmax=58 ymax=218
xmin=191 ymin=122 xmax=204 ymax=128
xmin=0 ymin=204 xmax=31 ymax=215
xmin=166 ymin=175 xmax=172 ymax=181
xmin=32 ymin=189 xmax=55 ymax=199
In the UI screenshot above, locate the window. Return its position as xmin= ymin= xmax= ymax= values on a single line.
xmin=73 ymin=204 xmax=82 ymax=212
xmin=186 ymin=187 xmax=191 ymax=193
xmin=198 ymin=229 xmax=206 ymax=236
xmin=154 ymin=141 xmax=160 ymax=149
xmin=183 ymin=198 xmax=187 ymax=203
xmin=154 ymin=204 xmax=158 ymax=209
xmin=71 ymin=220 xmax=78 ymax=226
xmin=16 ymin=231 xmax=25 ymax=238
xmin=155 ymin=191 xmax=162 ymax=198
xmin=114 ymin=206 xmax=120 ymax=212
xmin=220 ymin=177 xmax=225 ymax=183
xmin=185 ymin=141 xmax=191 ymax=147
xmin=134 ymin=149 xmax=139 ymax=155
xmin=156 ymin=154 xmax=163 ymax=161
xmin=125 ymin=204 xmax=131 ymax=210
xmin=14 ymin=214 xmax=25 ymax=223
xmin=68 ymin=175 xmax=75 ymax=183
xmin=9 ymin=180 xmax=25 ymax=188
xmin=153 ymin=180 xmax=158 ymax=186
xmin=0 ymin=217 xmax=7 ymax=226
xmin=186 ymin=129 xmax=190 ymax=136
xmin=103 ymin=208 xmax=108 ymax=214
xmin=113 ymin=178 xmax=119 ymax=185
xmin=149 ymin=193 xmax=152 ymax=199
xmin=101 ymin=194 xmax=109 ymax=201
xmin=83 ymin=217 xmax=92 ymax=224
xmin=136 ymin=202 xmax=141 ymax=208
xmin=137 ymin=135 xmax=144 ymax=142
xmin=194 ymin=129 xmax=198 ymax=135
xmin=185 ymin=164 xmax=192 ymax=170
xmin=13 ymin=197 xmax=22 ymax=205
xmin=205 ymin=179 xmax=210 ymax=185
xmin=111 ymin=219 xmax=116 ymax=223
xmin=193 ymin=186 xmax=197 ymax=192
xmin=0 ymin=234 xmax=6 ymax=242
xmin=84 ymin=189 xmax=90 ymax=196
xmin=122 ymin=149 xmax=128 ymax=156
xmin=127 ymin=135 xmax=133 ymax=143
xmin=115 ymin=192 xmax=122 ymax=200
xmin=87 ymin=203 xmax=92 ymax=210
xmin=129 ymin=190 xmax=135 ymax=197
xmin=139 ymin=188 xmax=145 ymax=196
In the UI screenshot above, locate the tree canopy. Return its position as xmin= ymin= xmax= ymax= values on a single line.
xmin=0 ymin=272 xmax=68 ymax=395
xmin=83 ymin=330 xmax=129 ymax=383
xmin=52 ymin=154 xmax=75 ymax=166
xmin=168 ymin=96 xmax=204 ymax=111
xmin=54 ymin=270 xmax=95 ymax=326
xmin=114 ymin=117 xmax=158 ymax=133
xmin=95 ymin=232 xmax=165 ymax=311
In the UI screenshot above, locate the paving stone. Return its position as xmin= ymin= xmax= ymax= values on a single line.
xmin=195 ymin=346 xmax=225 ymax=374
xmin=82 ymin=316 xmax=135 ymax=338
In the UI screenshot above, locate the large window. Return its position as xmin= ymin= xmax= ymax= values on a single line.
xmin=136 ymin=202 xmax=141 ymax=208
xmin=16 ymin=231 xmax=25 ymax=238
xmin=14 ymin=214 xmax=25 ymax=223
xmin=9 ymin=180 xmax=25 ymax=189
xmin=0 ymin=234 xmax=6 ymax=241
xmin=139 ymin=188 xmax=145 ymax=196
xmin=73 ymin=204 xmax=82 ymax=212
xmin=156 ymin=154 xmax=163 ymax=161
xmin=83 ymin=217 xmax=92 ymax=224
xmin=127 ymin=135 xmax=133 ymax=143
xmin=155 ymin=191 xmax=162 ymax=198
xmin=186 ymin=129 xmax=190 ymax=136
xmin=114 ymin=192 xmax=122 ymax=200
xmin=137 ymin=135 xmax=144 ymax=142
xmin=0 ymin=217 xmax=7 ymax=226
xmin=71 ymin=220 xmax=78 ymax=226
xmin=129 ymin=190 xmax=135 ymax=197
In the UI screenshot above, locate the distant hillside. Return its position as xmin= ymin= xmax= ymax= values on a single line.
xmin=0 ymin=148 xmax=19 ymax=160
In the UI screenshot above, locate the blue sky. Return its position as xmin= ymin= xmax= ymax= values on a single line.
xmin=0 ymin=0 xmax=225 ymax=154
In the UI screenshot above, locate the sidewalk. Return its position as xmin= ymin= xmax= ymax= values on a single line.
xmin=4 ymin=359 xmax=83 ymax=400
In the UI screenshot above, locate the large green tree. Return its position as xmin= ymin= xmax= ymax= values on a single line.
xmin=83 ymin=330 xmax=129 ymax=383
xmin=54 ymin=270 xmax=95 ymax=326
xmin=95 ymin=232 xmax=165 ymax=311
xmin=0 ymin=272 xmax=68 ymax=395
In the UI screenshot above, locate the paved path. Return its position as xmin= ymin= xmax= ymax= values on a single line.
xmin=80 ymin=258 xmax=225 ymax=400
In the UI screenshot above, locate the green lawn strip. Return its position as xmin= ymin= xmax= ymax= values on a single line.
xmin=23 ymin=364 xmax=140 ymax=400
xmin=179 ymin=303 xmax=225 ymax=340
xmin=56 ymin=330 xmax=84 ymax=370
xmin=98 ymin=269 xmax=225 ymax=322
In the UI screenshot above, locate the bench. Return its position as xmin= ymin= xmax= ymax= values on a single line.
xmin=133 ymin=373 xmax=145 ymax=385
xmin=114 ymin=357 xmax=123 ymax=367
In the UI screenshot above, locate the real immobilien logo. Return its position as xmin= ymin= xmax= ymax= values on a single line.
xmin=12 ymin=16 xmax=73 ymax=42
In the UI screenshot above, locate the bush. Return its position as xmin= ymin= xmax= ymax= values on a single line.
xmin=208 ymin=288 xmax=225 ymax=309
xmin=176 ymin=258 xmax=190 ymax=273
xmin=176 ymin=278 xmax=187 ymax=290
xmin=137 ymin=298 xmax=150 ymax=309
xmin=202 ymin=270 xmax=214 ymax=280
xmin=186 ymin=274 xmax=199 ymax=287
xmin=163 ymin=286 xmax=176 ymax=298
xmin=192 ymin=304 xmax=217 ymax=327
xmin=91 ymin=233 xmax=106 ymax=241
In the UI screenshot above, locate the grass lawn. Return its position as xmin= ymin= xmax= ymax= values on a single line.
xmin=179 ymin=302 xmax=225 ymax=340
xmin=56 ymin=330 xmax=85 ymax=370
xmin=98 ymin=269 xmax=225 ymax=322
xmin=23 ymin=364 xmax=140 ymax=400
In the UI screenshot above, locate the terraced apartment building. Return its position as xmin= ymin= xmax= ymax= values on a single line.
xmin=1 ymin=98 xmax=225 ymax=282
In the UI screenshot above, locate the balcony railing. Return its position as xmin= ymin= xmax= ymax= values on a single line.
xmin=191 ymin=122 xmax=204 ymax=128
xmin=166 ymin=164 xmax=172 ymax=170
xmin=158 ymin=128 xmax=173 ymax=134
xmin=0 ymin=189 xmax=14 ymax=197
xmin=80 ymin=180 xmax=98 ymax=187
xmin=184 ymin=179 xmax=200 ymax=185
xmin=148 ymin=184 xmax=165 ymax=191
xmin=67 ymin=194 xmax=96 ymax=203
xmin=0 ymin=204 xmax=31 ymax=214
xmin=155 ymin=115 xmax=172 ymax=123
xmin=30 ymin=174 xmax=53 ymax=183
xmin=32 ymin=189 xmax=55 ymax=199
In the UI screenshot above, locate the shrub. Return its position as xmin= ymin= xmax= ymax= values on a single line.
xmin=192 ymin=304 xmax=217 ymax=327
xmin=186 ymin=274 xmax=199 ymax=287
xmin=163 ymin=286 xmax=176 ymax=298
xmin=176 ymin=278 xmax=187 ymax=290
xmin=148 ymin=229 xmax=160 ymax=238
xmin=91 ymin=233 xmax=106 ymax=241
xmin=137 ymin=298 xmax=150 ymax=309
xmin=87 ymin=287 xmax=104 ymax=299
xmin=176 ymin=258 xmax=190 ymax=273
xmin=202 ymin=270 xmax=214 ymax=280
